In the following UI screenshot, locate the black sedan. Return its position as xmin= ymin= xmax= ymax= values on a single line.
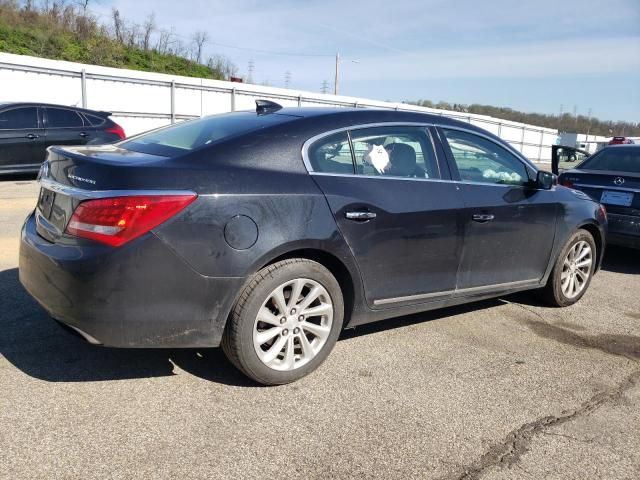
xmin=559 ymin=145 xmax=639 ymax=249
xmin=0 ymin=102 xmax=126 ymax=175
xmin=19 ymin=101 xmax=607 ymax=385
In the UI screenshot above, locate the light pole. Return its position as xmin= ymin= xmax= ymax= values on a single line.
xmin=334 ymin=53 xmax=360 ymax=95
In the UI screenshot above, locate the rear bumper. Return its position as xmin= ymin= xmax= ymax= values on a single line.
xmin=608 ymin=213 xmax=640 ymax=249
xmin=19 ymin=212 xmax=243 ymax=347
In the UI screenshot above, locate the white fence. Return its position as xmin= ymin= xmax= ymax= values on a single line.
xmin=0 ymin=53 xmax=558 ymax=161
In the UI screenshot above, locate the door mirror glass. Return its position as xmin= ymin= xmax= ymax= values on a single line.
xmin=537 ymin=170 xmax=555 ymax=190
xmin=551 ymin=145 xmax=590 ymax=174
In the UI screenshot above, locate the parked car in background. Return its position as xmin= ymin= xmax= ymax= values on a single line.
xmin=608 ymin=136 xmax=635 ymax=145
xmin=558 ymin=144 xmax=640 ymax=249
xmin=0 ymin=102 xmax=125 ymax=175
xmin=20 ymin=101 xmax=606 ymax=385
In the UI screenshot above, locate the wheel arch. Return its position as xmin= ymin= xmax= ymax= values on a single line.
xmin=577 ymin=221 xmax=605 ymax=272
xmin=257 ymin=247 xmax=358 ymax=326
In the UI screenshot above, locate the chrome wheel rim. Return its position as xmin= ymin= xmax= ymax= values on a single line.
xmin=561 ymin=241 xmax=593 ymax=299
xmin=253 ymin=278 xmax=333 ymax=371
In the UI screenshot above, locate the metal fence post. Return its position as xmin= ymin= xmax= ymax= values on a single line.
xmin=170 ymin=80 xmax=176 ymax=124
xmin=521 ymin=126 xmax=526 ymax=154
xmin=297 ymin=95 xmax=302 ymax=107
xmin=81 ymin=69 xmax=87 ymax=108
xmin=231 ymin=88 xmax=236 ymax=112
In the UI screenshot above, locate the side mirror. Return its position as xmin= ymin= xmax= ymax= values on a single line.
xmin=537 ymin=170 xmax=556 ymax=190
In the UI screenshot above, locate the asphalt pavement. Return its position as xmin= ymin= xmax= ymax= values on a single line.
xmin=1 ymin=178 xmax=638 ymax=480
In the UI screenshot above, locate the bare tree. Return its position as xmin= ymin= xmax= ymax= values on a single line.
xmin=191 ymin=30 xmax=208 ymax=64
xmin=206 ymin=55 xmax=238 ymax=79
xmin=141 ymin=12 xmax=155 ymax=50
xmin=112 ymin=8 xmax=124 ymax=43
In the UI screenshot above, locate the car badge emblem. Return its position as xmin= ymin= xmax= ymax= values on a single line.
xmin=613 ymin=177 xmax=625 ymax=186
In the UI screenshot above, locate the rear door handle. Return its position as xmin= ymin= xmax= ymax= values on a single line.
xmin=25 ymin=133 xmax=39 ymax=140
xmin=345 ymin=211 xmax=376 ymax=221
xmin=472 ymin=214 xmax=495 ymax=222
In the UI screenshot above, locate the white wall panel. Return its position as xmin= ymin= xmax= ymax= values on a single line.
xmin=0 ymin=52 xmax=558 ymax=161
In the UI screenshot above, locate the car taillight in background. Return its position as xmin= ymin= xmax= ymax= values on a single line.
xmin=105 ymin=122 xmax=126 ymax=140
xmin=560 ymin=178 xmax=574 ymax=188
xmin=66 ymin=194 xmax=197 ymax=247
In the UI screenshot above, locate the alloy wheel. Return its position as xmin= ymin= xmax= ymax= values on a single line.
xmin=253 ymin=278 xmax=334 ymax=371
xmin=560 ymin=240 xmax=593 ymax=299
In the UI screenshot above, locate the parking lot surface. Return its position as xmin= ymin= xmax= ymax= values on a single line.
xmin=1 ymin=178 xmax=639 ymax=480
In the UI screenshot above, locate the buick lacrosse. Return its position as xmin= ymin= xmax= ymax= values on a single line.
xmin=20 ymin=101 xmax=607 ymax=384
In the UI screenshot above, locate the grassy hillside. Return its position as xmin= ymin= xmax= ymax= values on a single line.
xmin=0 ymin=2 xmax=224 ymax=79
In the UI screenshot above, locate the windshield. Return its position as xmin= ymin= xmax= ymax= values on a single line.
xmin=121 ymin=111 xmax=297 ymax=157
xmin=579 ymin=147 xmax=640 ymax=174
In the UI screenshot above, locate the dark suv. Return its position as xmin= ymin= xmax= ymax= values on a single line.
xmin=0 ymin=102 xmax=125 ymax=175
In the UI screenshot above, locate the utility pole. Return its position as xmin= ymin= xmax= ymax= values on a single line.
xmin=321 ymin=80 xmax=329 ymax=94
xmin=247 ymin=60 xmax=255 ymax=84
xmin=284 ymin=70 xmax=291 ymax=89
xmin=334 ymin=52 xmax=340 ymax=95
xmin=573 ymin=105 xmax=578 ymax=131
xmin=586 ymin=108 xmax=592 ymax=138
xmin=559 ymin=104 xmax=563 ymax=133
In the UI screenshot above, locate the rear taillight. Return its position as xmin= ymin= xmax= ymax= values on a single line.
xmin=105 ymin=122 xmax=126 ymax=140
xmin=560 ymin=179 xmax=574 ymax=188
xmin=66 ymin=194 xmax=196 ymax=247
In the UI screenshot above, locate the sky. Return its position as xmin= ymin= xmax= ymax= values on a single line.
xmin=93 ymin=0 xmax=640 ymax=123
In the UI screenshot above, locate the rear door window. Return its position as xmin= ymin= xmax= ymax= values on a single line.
xmin=350 ymin=126 xmax=440 ymax=179
xmin=46 ymin=108 xmax=85 ymax=128
xmin=0 ymin=107 xmax=39 ymax=129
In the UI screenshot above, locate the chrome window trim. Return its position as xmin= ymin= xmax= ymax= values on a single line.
xmin=0 ymin=106 xmax=41 ymax=131
xmin=301 ymin=121 xmax=539 ymax=180
xmin=373 ymin=278 xmax=540 ymax=306
xmin=302 ymin=122 xmax=436 ymax=175
xmin=573 ymin=183 xmax=640 ymax=194
xmin=39 ymin=178 xmax=196 ymax=200
xmin=305 ymin=170 xmax=536 ymax=189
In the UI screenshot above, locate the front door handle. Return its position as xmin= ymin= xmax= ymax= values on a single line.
xmin=472 ymin=214 xmax=495 ymax=222
xmin=25 ymin=133 xmax=39 ymax=140
xmin=79 ymin=132 xmax=89 ymax=138
xmin=345 ymin=211 xmax=376 ymax=221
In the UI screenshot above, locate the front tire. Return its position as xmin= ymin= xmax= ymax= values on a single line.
xmin=222 ymin=259 xmax=344 ymax=385
xmin=542 ymin=230 xmax=597 ymax=307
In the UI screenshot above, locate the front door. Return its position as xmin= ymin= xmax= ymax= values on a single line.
xmin=0 ymin=106 xmax=45 ymax=172
xmin=438 ymin=127 xmax=558 ymax=290
xmin=307 ymin=125 xmax=465 ymax=308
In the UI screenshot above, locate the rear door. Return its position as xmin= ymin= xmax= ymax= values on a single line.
xmin=0 ymin=106 xmax=45 ymax=172
xmin=438 ymin=127 xmax=558 ymax=290
xmin=43 ymin=107 xmax=94 ymax=148
xmin=306 ymin=124 xmax=465 ymax=308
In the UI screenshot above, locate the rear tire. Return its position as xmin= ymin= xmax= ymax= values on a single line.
xmin=222 ymin=259 xmax=344 ymax=385
xmin=541 ymin=230 xmax=597 ymax=307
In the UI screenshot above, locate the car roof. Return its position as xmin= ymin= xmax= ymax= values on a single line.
xmin=0 ymin=102 xmax=110 ymax=116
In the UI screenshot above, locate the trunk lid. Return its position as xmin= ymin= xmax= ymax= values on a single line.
xmin=35 ymin=145 xmax=177 ymax=243
xmin=561 ymin=169 xmax=640 ymax=216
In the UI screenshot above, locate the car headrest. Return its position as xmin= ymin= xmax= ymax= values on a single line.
xmin=387 ymin=143 xmax=417 ymax=176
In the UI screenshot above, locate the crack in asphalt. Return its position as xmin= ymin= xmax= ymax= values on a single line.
xmin=440 ymin=301 xmax=640 ymax=480
xmin=446 ymin=369 xmax=640 ymax=480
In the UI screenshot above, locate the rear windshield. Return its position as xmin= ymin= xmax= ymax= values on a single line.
xmin=579 ymin=147 xmax=640 ymax=173
xmin=121 ymin=112 xmax=297 ymax=157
